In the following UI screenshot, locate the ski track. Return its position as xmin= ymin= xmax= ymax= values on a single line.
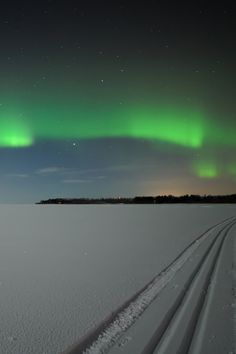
xmin=64 ymin=216 xmax=235 ymax=354
xmin=151 ymin=219 xmax=236 ymax=354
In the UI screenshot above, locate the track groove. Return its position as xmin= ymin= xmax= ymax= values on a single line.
xmin=150 ymin=220 xmax=236 ymax=354
xmin=62 ymin=217 xmax=235 ymax=354
xmin=141 ymin=219 xmax=236 ymax=354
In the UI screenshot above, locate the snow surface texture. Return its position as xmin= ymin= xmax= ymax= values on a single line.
xmin=0 ymin=205 xmax=236 ymax=353
xmin=81 ymin=218 xmax=235 ymax=354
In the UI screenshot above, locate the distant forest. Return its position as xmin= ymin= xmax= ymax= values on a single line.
xmin=37 ymin=194 xmax=236 ymax=204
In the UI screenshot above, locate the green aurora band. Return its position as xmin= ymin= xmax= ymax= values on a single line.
xmin=0 ymin=103 xmax=206 ymax=148
xmin=0 ymin=116 xmax=33 ymax=147
xmin=2 ymin=101 xmax=236 ymax=181
xmin=192 ymin=160 xmax=218 ymax=179
xmin=0 ymin=101 xmax=235 ymax=155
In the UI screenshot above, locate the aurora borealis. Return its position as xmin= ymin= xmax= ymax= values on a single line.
xmin=0 ymin=103 xmax=236 ymax=150
xmin=0 ymin=2 xmax=235 ymax=202
xmin=0 ymin=104 xmax=206 ymax=147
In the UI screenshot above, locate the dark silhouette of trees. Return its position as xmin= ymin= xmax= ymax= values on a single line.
xmin=37 ymin=194 xmax=236 ymax=205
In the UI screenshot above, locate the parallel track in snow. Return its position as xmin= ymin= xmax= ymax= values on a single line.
xmin=63 ymin=216 xmax=236 ymax=354
xmin=142 ymin=218 xmax=236 ymax=354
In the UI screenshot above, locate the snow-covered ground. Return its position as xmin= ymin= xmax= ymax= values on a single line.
xmin=0 ymin=205 xmax=235 ymax=353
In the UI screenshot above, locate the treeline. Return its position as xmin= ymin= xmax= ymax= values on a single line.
xmin=37 ymin=194 xmax=236 ymax=204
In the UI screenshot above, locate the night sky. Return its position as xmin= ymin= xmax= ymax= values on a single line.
xmin=0 ymin=1 xmax=235 ymax=203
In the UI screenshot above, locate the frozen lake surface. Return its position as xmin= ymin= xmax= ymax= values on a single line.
xmin=0 ymin=205 xmax=236 ymax=353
